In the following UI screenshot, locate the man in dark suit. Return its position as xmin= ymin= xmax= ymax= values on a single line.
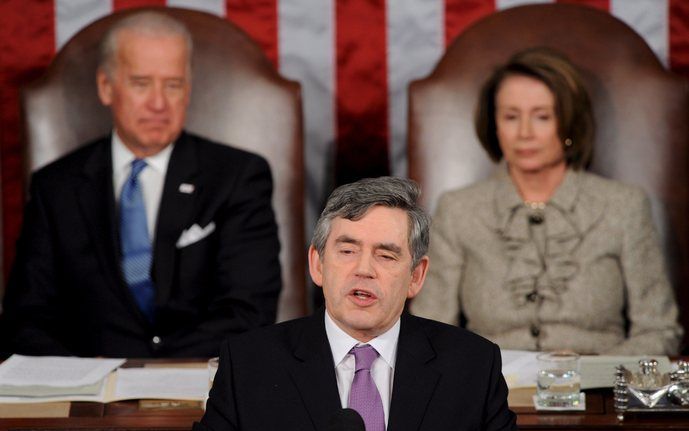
xmin=0 ymin=11 xmax=281 ymax=358
xmin=197 ymin=177 xmax=516 ymax=431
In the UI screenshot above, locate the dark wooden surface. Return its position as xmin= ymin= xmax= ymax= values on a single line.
xmin=516 ymin=389 xmax=689 ymax=430
xmin=1 ymin=389 xmax=689 ymax=430
xmin=0 ymin=359 xmax=204 ymax=430
xmin=0 ymin=412 xmax=201 ymax=431
xmin=1 ymin=360 xmax=688 ymax=430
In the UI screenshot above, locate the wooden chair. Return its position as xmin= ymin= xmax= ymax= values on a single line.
xmin=408 ymin=4 xmax=689 ymax=346
xmin=21 ymin=7 xmax=307 ymax=322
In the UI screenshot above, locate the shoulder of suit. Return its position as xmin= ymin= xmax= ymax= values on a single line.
xmin=184 ymin=132 xmax=268 ymax=167
xmin=405 ymin=314 xmax=498 ymax=354
xmin=225 ymin=314 xmax=313 ymax=351
xmin=30 ymin=136 xmax=110 ymax=183
xmin=435 ymin=177 xmax=496 ymax=215
xmin=576 ymin=170 xmax=647 ymax=206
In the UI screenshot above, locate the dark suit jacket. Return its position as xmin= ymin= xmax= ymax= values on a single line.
xmin=1 ymin=132 xmax=281 ymax=358
xmin=196 ymin=311 xmax=517 ymax=431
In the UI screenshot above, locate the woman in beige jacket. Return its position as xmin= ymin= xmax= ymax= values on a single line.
xmin=410 ymin=48 xmax=682 ymax=355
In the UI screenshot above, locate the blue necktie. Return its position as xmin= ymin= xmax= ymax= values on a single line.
xmin=120 ymin=159 xmax=155 ymax=322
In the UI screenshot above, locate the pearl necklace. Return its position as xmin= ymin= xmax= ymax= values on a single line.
xmin=524 ymin=200 xmax=546 ymax=210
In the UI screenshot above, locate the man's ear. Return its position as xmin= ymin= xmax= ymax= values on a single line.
xmin=96 ymin=68 xmax=113 ymax=106
xmin=407 ymin=256 xmax=429 ymax=299
xmin=308 ymin=245 xmax=324 ymax=287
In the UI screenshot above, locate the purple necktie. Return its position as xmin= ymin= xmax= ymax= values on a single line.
xmin=348 ymin=345 xmax=385 ymax=431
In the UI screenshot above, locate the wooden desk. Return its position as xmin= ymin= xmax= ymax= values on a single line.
xmin=516 ymin=389 xmax=689 ymax=430
xmin=0 ymin=402 xmax=202 ymax=430
xmin=0 ymin=358 xmax=205 ymax=431
xmin=1 ymin=384 xmax=689 ymax=430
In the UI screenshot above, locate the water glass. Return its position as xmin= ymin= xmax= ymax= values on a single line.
xmin=536 ymin=351 xmax=581 ymax=407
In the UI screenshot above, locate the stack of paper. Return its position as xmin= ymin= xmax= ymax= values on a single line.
xmin=0 ymin=355 xmax=208 ymax=403
xmin=0 ymin=355 xmax=124 ymax=397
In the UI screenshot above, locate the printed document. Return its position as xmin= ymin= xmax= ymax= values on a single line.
xmin=0 ymin=355 xmax=124 ymax=397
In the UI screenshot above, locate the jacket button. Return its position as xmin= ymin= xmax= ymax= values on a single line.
xmin=526 ymin=291 xmax=539 ymax=303
xmin=152 ymin=335 xmax=162 ymax=345
xmin=528 ymin=214 xmax=544 ymax=225
xmin=530 ymin=325 xmax=540 ymax=337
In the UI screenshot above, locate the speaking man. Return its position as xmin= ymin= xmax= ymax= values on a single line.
xmin=1 ymin=11 xmax=281 ymax=358
xmin=196 ymin=177 xmax=516 ymax=431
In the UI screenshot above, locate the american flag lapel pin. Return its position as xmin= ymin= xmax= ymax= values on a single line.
xmin=178 ymin=183 xmax=195 ymax=194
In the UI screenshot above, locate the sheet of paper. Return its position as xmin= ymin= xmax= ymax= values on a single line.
xmin=501 ymin=350 xmax=540 ymax=388
xmin=0 ymin=373 xmax=113 ymax=403
xmin=0 ymin=367 xmax=208 ymax=403
xmin=112 ymin=368 xmax=208 ymax=401
xmin=579 ymin=355 xmax=671 ymax=389
xmin=500 ymin=350 xmax=672 ymax=390
xmin=0 ymin=355 xmax=124 ymax=388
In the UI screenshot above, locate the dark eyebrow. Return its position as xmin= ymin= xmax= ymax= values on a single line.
xmin=375 ymin=243 xmax=402 ymax=255
xmin=334 ymin=235 xmax=361 ymax=246
xmin=497 ymin=104 xmax=553 ymax=111
xmin=334 ymin=236 xmax=402 ymax=254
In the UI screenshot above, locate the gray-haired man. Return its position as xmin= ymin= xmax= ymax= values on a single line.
xmin=198 ymin=177 xmax=516 ymax=431
xmin=2 ymin=11 xmax=281 ymax=358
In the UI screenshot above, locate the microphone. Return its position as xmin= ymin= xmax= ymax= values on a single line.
xmin=326 ymin=408 xmax=366 ymax=431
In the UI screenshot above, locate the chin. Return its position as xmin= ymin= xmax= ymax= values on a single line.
xmin=344 ymin=313 xmax=376 ymax=330
xmin=512 ymin=162 xmax=550 ymax=173
xmin=140 ymin=136 xmax=174 ymax=148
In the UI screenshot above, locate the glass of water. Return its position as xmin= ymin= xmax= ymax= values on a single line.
xmin=536 ymin=351 xmax=581 ymax=407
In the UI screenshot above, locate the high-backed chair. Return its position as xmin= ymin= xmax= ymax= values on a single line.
xmin=409 ymin=4 xmax=689 ymax=346
xmin=21 ymin=7 xmax=307 ymax=322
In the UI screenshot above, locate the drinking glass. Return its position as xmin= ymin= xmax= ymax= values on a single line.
xmin=536 ymin=351 xmax=581 ymax=407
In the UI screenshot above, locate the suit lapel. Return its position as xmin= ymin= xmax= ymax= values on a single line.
xmin=77 ymin=138 xmax=137 ymax=313
xmin=287 ymin=311 xmax=342 ymax=430
xmin=387 ymin=314 xmax=441 ymax=431
xmin=152 ymin=132 xmax=199 ymax=305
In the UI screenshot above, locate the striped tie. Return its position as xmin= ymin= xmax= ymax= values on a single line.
xmin=120 ymin=159 xmax=155 ymax=322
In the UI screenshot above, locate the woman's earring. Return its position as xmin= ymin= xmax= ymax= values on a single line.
xmin=564 ymin=138 xmax=573 ymax=147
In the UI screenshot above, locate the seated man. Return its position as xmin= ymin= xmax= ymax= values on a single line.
xmin=197 ymin=177 xmax=516 ymax=431
xmin=1 ymin=11 xmax=281 ymax=358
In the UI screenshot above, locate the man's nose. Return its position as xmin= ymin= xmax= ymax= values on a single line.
xmin=354 ymin=253 xmax=375 ymax=278
xmin=147 ymin=84 xmax=168 ymax=111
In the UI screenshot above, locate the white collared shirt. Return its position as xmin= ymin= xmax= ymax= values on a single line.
xmin=112 ymin=131 xmax=173 ymax=239
xmin=324 ymin=310 xmax=400 ymax=427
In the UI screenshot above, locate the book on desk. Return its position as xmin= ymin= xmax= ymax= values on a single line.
xmin=0 ymin=355 xmax=208 ymax=403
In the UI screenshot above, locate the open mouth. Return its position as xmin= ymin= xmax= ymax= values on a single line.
xmin=349 ymin=289 xmax=377 ymax=306
xmin=353 ymin=290 xmax=373 ymax=299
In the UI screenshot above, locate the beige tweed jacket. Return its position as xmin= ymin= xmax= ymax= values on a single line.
xmin=411 ymin=168 xmax=683 ymax=355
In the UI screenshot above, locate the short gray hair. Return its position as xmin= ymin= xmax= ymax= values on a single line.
xmin=311 ymin=177 xmax=430 ymax=269
xmin=99 ymin=11 xmax=193 ymax=78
